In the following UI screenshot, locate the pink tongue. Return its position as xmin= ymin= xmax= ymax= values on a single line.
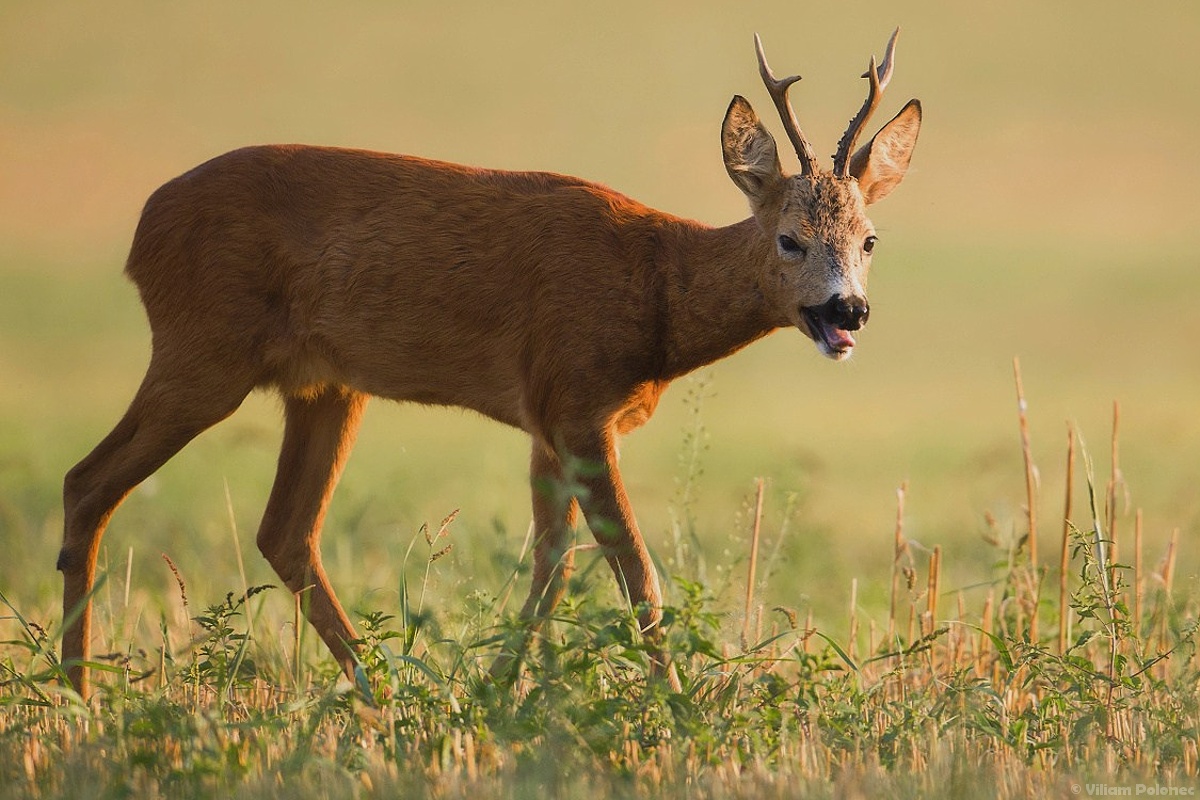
xmin=824 ymin=323 xmax=856 ymax=350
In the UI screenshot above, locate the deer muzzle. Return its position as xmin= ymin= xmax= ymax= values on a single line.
xmin=801 ymin=294 xmax=869 ymax=360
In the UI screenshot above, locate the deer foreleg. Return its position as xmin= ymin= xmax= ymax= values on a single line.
xmin=566 ymin=429 xmax=680 ymax=690
xmin=490 ymin=440 xmax=581 ymax=682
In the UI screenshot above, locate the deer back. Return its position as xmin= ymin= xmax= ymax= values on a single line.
xmin=125 ymin=145 xmax=679 ymax=432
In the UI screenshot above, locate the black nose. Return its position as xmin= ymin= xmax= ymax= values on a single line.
xmin=816 ymin=294 xmax=870 ymax=331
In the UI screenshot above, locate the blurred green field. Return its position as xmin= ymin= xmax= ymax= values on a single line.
xmin=1 ymin=0 xmax=1198 ymax=648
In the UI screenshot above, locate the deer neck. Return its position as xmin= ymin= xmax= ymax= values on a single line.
xmin=655 ymin=217 xmax=779 ymax=381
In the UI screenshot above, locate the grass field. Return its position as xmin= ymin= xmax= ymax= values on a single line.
xmin=2 ymin=1 xmax=1199 ymax=796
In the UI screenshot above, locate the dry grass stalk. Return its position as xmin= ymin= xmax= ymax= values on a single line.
xmin=161 ymin=553 xmax=189 ymax=619
xmin=926 ymin=547 xmax=940 ymax=673
xmin=1012 ymin=358 xmax=1040 ymax=643
xmin=742 ymin=478 xmax=765 ymax=650
xmin=888 ymin=482 xmax=907 ymax=650
xmin=1012 ymin=358 xmax=1038 ymax=572
xmin=980 ymin=589 xmax=995 ymax=682
xmin=1107 ymin=401 xmax=1122 ymax=593
xmin=907 ymin=600 xmax=916 ymax=662
xmin=925 ymin=548 xmax=940 ymax=632
xmin=293 ymin=590 xmax=303 ymax=688
xmin=1059 ymin=423 xmax=1075 ymax=655
xmin=1156 ymin=528 xmax=1179 ymax=679
xmin=954 ymin=590 xmax=966 ymax=667
xmin=1162 ymin=529 xmax=1178 ymax=594
xmin=1134 ymin=508 xmax=1144 ymax=637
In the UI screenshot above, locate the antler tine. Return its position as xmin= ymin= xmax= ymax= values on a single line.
xmin=754 ymin=33 xmax=820 ymax=176
xmin=833 ymin=27 xmax=900 ymax=177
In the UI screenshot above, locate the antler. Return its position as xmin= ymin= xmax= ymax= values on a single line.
xmin=754 ymin=33 xmax=820 ymax=177
xmin=833 ymin=28 xmax=899 ymax=177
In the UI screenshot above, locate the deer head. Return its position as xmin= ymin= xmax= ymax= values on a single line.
xmin=722 ymin=30 xmax=922 ymax=361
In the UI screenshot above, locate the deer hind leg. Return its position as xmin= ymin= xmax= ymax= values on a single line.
xmin=490 ymin=440 xmax=581 ymax=682
xmin=255 ymin=386 xmax=367 ymax=683
xmin=59 ymin=351 xmax=255 ymax=697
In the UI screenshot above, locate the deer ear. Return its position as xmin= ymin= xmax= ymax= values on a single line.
xmin=849 ymin=99 xmax=921 ymax=205
xmin=722 ymin=96 xmax=784 ymax=208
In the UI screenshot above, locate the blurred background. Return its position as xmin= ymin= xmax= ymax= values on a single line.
xmin=1 ymin=1 xmax=1197 ymax=636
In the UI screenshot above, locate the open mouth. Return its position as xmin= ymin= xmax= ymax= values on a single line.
xmin=802 ymin=307 xmax=857 ymax=360
xmin=800 ymin=293 xmax=871 ymax=361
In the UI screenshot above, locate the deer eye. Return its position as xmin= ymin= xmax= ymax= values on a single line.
xmin=778 ymin=235 xmax=806 ymax=256
xmin=864 ymin=235 xmax=878 ymax=254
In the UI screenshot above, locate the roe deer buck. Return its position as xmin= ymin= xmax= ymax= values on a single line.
xmin=59 ymin=31 xmax=921 ymax=697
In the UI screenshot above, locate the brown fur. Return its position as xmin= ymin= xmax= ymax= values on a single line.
xmin=59 ymin=60 xmax=921 ymax=698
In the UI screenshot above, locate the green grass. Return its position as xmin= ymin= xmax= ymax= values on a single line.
xmin=2 ymin=0 xmax=1200 ymax=796
xmin=1 ymin=408 xmax=1197 ymax=799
